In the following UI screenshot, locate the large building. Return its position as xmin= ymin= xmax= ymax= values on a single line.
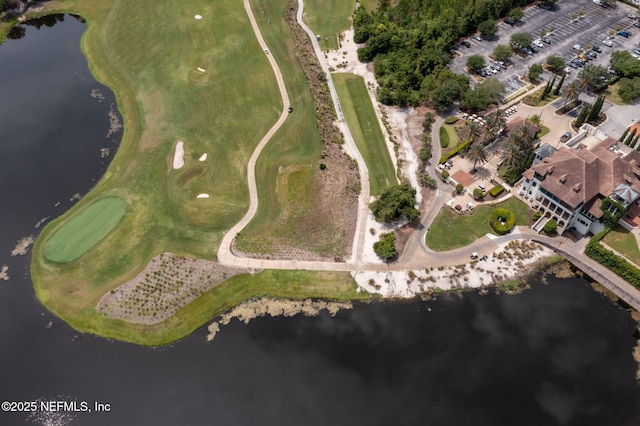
xmin=520 ymin=138 xmax=640 ymax=235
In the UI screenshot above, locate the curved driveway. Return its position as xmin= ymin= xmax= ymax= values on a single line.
xmin=215 ymin=0 xmax=640 ymax=311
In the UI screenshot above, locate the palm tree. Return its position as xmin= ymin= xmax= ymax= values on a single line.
xmin=463 ymin=120 xmax=482 ymax=147
xmin=467 ymin=143 xmax=488 ymax=172
xmin=483 ymin=115 xmax=497 ymax=143
xmin=562 ymin=81 xmax=581 ymax=107
xmin=500 ymin=143 xmax=523 ymax=172
xmin=491 ymin=108 xmax=507 ymax=136
xmin=518 ymin=123 xmax=537 ymax=150
xmin=528 ymin=114 xmax=542 ymax=127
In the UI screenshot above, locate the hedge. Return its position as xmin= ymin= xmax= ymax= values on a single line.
xmin=489 ymin=208 xmax=515 ymax=235
xmin=488 ymin=184 xmax=504 ymax=197
xmin=445 ymin=116 xmax=459 ymax=124
xmin=439 ymin=140 xmax=470 ymax=164
xmin=585 ymin=229 xmax=640 ymax=288
xmin=439 ymin=126 xmax=449 ymax=148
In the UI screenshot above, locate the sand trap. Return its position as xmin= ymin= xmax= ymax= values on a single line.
xmin=194 ymin=14 xmax=202 ymax=20
xmin=197 ymin=67 xmax=206 ymax=72
xmin=199 ymin=153 xmax=207 ymax=161
xmin=172 ymin=141 xmax=185 ymax=169
xmin=196 ymin=193 xmax=210 ymax=199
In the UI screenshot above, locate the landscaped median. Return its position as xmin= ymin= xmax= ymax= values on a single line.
xmin=426 ymin=198 xmax=530 ymax=251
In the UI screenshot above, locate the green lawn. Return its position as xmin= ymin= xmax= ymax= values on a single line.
xmin=333 ymin=73 xmax=396 ymax=195
xmin=603 ymin=81 xmax=626 ymax=106
xmin=44 ymin=198 xmax=126 ymax=263
xmin=602 ymin=225 xmax=640 ymax=266
xmin=303 ymin=0 xmax=356 ymax=50
xmin=441 ymin=124 xmax=459 ymax=149
xmin=426 ymin=197 xmax=531 ymax=251
xmin=537 ymin=125 xmax=550 ymax=138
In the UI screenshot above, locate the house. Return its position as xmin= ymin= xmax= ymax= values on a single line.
xmin=520 ymin=138 xmax=640 ymax=235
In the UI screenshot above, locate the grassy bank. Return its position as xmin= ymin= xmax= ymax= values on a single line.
xmin=426 ymin=197 xmax=531 ymax=251
xmin=27 ymin=0 xmax=365 ymax=344
xmin=333 ymin=73 xmax=396 ymax=195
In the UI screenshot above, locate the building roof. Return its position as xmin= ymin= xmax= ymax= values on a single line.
xmin=535 ymin=143 xmax=556 ymax=159
xmin=505 ymin=117 xmax=540 ymax=137
xmin=524 ymin=139 xmax=640 ymax=212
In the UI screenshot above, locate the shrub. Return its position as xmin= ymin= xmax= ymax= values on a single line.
xmin=439 ymin=126 xmax=449 ymax=148
xmin=532 ymin=210 xmax=542 ymax=220
xmin=543 ymin=219 xmax=557 ymax=234
xmin=585 ymin=230 xmax=640 ymax=288
xmin=473 ymin=188 xmax=484 ymax=199
xmin=370 ymin=184 xmax=419 ymax=223
xmin=373 ymin=232 xmax=397 ymax=260
xmin=489 ymin=208 xmax=515 ymax=235
xmin=439 ymin=140 xmax=470 ymax=163
xmin=488 ymin=184 xmax=504 ymax=197
xmin=419 ymin=173 xmax=437 ymax=189
xmin=441 ymin=169 xmax=450 ymax=180
xmin=455 ymin=183 xmax=464 ymax=193
xmin=444 ymin=116 xmax=459 ymax=124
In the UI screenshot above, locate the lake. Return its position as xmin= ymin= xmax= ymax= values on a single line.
xmin=0 ymin=14 xmax=639 ymax=426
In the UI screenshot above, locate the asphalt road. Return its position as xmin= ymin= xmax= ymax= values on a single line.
xmin=450 ymin=1 xmax=640 ymax=89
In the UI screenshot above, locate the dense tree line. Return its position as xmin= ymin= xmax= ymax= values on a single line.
xmin=353 ymin=0 xmax=536 ymax=108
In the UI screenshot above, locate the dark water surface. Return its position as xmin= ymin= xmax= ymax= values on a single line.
xmin=1 ymin=15 xmax=640 ymax=426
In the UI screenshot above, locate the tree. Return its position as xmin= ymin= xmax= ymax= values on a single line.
xmin=456 ymin=183 xmax=464 ymax=193
xmin=510 ymin=7 xmax=524 ymax=21
xmin=467 ymin=54 xmax=486 ymax=71
xmin=441 ymin=169 xmax=450 ymax=181
xmin=373 ymin=232 xmax=397 ymax=260
xmin=478 ymin=20 xmax=498 ymax=39
xmin=511 ymin=32 xmax=533 ymax=49
xmin=588 ymin=95 xmax=605 ymax=123
xmin=419 ymin=173 xmax=437 ymax=188
xmin=467 ymin=144 xmax=488 ymax=171
xmin=500 ymin=143 xmax=523 ymax=172
xmin=562 ymin=81 xmax=581 ymax=107
xmin=619 ymin=127 xmax=630 ymax=143
xmin=546 ymin=55 xmax=566 ymax=74
xmin=625 ymin=128 xmax=637 ymax=146
xmin=632 ymin=134 xmax=640 ymax=149
xmin=577 ymin=65 xmax=610 ymax=92
xmin=575 ymin=104 xmax=591 ymax=127
xmin=370 ymin=184 xmax=419 ymax=223
xmin=462 ymin=120 xmax=482 ymax=145
xmin=528 ymin=64 xmax=543 ymax=81
xmin=539 ymin=0 xmax=557 ymax=9
xmin=529 ymin=114 xmax=542 ymax=127
xmin=553 ymin=74 xmax=565 ymax=96
xmin=611 ymin=51 xmax=640 ymax=78
xmin=473 ymin=188 xmax=485 ymax=199
xmin=617 ymin=77 xmax=640 ymax=103
xmin=493 ymin=45 xmax=512 ymax=62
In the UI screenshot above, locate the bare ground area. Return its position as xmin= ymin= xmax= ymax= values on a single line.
xmin=97 ymin=253 xmax=254 ymax=324
xmin=206 ymin=296 xmax=353 ymax=341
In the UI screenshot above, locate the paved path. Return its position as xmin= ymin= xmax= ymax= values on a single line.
xmin=214 ymin=0 xmax=640 ymax=312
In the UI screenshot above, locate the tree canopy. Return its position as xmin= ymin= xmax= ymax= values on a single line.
xmin=478 ymin=20 xmax=498 ymax=39
xmin=546 ymin=55 xmax=565 ymax=73
xmin=370 ymin=184 xmax=420 ymax=223
xmin=577 ymin=64 xmax=610 ymax=92
xmin=528 ymin=64 xmax=543 ymax=81
xmin=373 ymin=232 xmax=397 ymax=260
xmin=493 ymin=44 xmax=512 ymax=62
xmin=511 ymin=32 xmax=532 ymax=48
xmin=466 ymin=54 xmax=485 ymax=71
xmin=611 ymin=51 xmax=640 ymax=78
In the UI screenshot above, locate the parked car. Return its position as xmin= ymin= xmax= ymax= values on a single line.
xmin=608 ymin=67 xmax=619 ymax=75
xmin=461 ymin=40 xmax=471 ymax=48
xmin=542 ymin=37 xmax=551 ymax=44
xmin=629 ymin=14 xmax=637 ymax=20
xmin=592 ymin=45 xmax=602 ymax=53
xmin=568 ymin=61 xmax=578 ymax=69
xmin=497 ymin=61 xmax=507 ymax=69
xmin=564 ymin=67 xmax=571 ymax=74
xmin=603 ymin=39 xmax=613 ymax=47
xmin=619 ymin=30 xmax=630 ymax=38
xmin=504 ymin=18 xmax=515 ymax=26
xmin=560 ymin=132 xmax=572 ymax=142
xmin=635 ymin=22 xmax=640 ymax=28
xmin=573 ymin=44 xmax=581 ymax=51
xmin=473 ymin=34 xmax=483 ymax=41
xmin=455 ymin=205 xmax=462 ymax=211
xmin=585 ymin=51 xmax=597 ymax=60
xmin=533 ymin=39 xmax=544 ymax=48
xmin=530 ymin=45 xmax=539 ymax=53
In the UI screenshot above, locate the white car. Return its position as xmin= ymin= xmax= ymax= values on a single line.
xmin=572 ymin=44 xmax=581 ymax=51
xmin=533 ymin=39 xmax=544 ymax=48
xmin=603 ymin=39 xmax=613 ymax=47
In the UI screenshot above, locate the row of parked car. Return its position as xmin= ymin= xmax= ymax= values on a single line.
xmin=477 ymin=60 xmax=508 ymax=77
xmin=514 ymin=37 xmax=551 ymax=56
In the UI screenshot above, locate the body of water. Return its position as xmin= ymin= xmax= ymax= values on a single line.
xmin=0 ymin=14 xmax=639 ymax=426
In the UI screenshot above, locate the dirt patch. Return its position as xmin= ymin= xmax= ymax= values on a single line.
xmin=206 ymin=297 xmax=353 ymax=341
xmin=97 ymin=253 xmax=253 ymax=324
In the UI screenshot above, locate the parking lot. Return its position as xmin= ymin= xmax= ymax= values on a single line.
xmin=450 ymin=1 xmax=640 ymax=91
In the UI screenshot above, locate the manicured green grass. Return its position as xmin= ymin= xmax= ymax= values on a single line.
xmin=426 ymin=197 xmax=531 ymax=251
xmin=333 ymin=73 xmax=396 ymax=195
xmin=44 ymin=198 xmax=126 ymax=263
xmin=302 ymin=0 xmax=356 ymax=50
xmin=537 ymin=125 xmax=550 ymax=138
xmin=604 ymin=81 xmax=626 ymax=106
xmin=442 ymin=124 xmax=459 ymax=148
xmin=602 ymin=225 xmax=640 ymax=266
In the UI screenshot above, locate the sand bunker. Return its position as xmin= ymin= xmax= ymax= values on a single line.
xmin=172 ymin=141 xmax=185 ymax=169
xmin=197 ymin=67 xmax=206 ymax=72
xmin=198 ymin=153 xmax=207 ymax=161
xmin=194 ymin=14 xmax=202 ymax=20
xmin=196 ymin=193 xmax=210 ymax=199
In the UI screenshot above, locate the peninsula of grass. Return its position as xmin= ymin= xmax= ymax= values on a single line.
xmin=602 ymin=225 xmax=640 ymax=266
xmin=426 ymin=197 xmax=530 ymax=251
xmin=26 ymin=0 xmax=369 ymax=344
xmin=333 ymin=73 xmax=396 ymax=195
xmin=44 ymin=197 xmax=126 ymax=263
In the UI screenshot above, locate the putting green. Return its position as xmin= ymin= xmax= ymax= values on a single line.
xmin=44 ymin=198 xmax=127 ymax=263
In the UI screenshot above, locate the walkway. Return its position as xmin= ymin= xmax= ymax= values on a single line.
xmin=213 ymin=0 xmax=640 ymax=312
